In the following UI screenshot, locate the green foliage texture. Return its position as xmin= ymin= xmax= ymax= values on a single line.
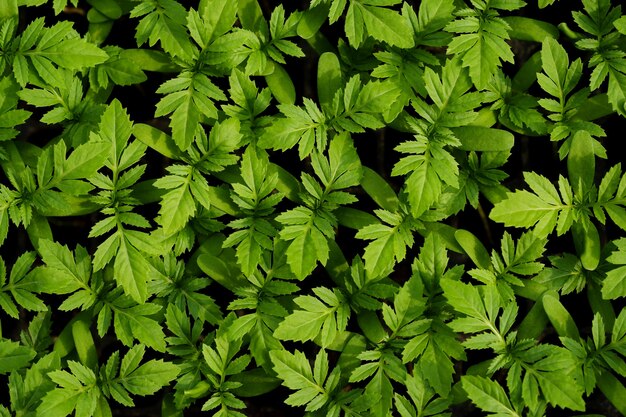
xmin=1 ymin=0 xmax=626 ymax=416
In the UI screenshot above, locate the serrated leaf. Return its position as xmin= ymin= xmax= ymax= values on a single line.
xmin=274 ymin=288 xmax=349 ymax=347
xmin=155 ymin=170 xmax=196 ymax=235
xmin=113 ymin=304 xmax=166 ymax=352
xmin=270 ymin=349 xmax=329 ymax=410
xmin=114 ymin=236 xmax=151 ymax=304
xmin=39 ymin=38 xmax=109 ymax=69
xmin=356 ymin=210 xmax=417 ymax=278
xmin=119 ymin=358 xmax=179 ymax=396
xmin=354 ymin=2 xmax=414 ymax=48
xmin=446 ymin=5 xmax=514 ymax=89
xmin=490 ymin=173 xmax=568 ymax=236
xmin=406 ymin=161 xmax=441 ymax=218
xmin=62 ymin=141 xmax=111 ymax=181
xmin=0 ymin=340 xmax=36 ymax=374
xmin=603 ymin=265 xmax=626 ymax=299
xmin=462 ymin=375 xmax=519 ymax=416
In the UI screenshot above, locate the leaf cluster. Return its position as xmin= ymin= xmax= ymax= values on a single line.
xmin=1 ymin=0 xmax=626 ymax=416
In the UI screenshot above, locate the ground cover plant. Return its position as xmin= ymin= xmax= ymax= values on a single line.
xmin=1 ymin=0 xmax=626 ymax=415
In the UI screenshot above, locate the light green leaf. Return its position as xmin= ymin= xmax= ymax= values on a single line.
xmin=454 ymin=126 xmax=514 ymax=152
xmin=462 ymin=375 xmax=520 ymax=417
xmin=0 ymin=340 xmax=36 ymax=374
xmin=93 ymin=99 xmax=133 ymax=168
xmin=446 ymin=5 xmax=514 ymax=89
xmin=114 ymin=236 xmax=151 ymax=304
xmin=274 ymin=287 xmax=349 ymax=347
xmin=113 ymin=305 xmax=166 ymax=352
xmin=603 ymin=265 xmax=626 ymax=299
xmin=277 ymin=207 xmax=331 ymax=279
xmin=132 ymin=123 xmax=183 ymax=160
xmin=119 ymin=355 xmax=179 ymax=396
xmin=354 ymin=2 xmax=414 ymax=48
xmin=270 ymin=349 xmax=329 ymax=410
xmin=406 ymin=161 xmax=441 ymax=218
xmin=490 ymin=172 xmax=569 ymax=236
xmin=38 ymin=38 xmax=109 ymax=69
xmin=154 ymin=168 xmax=196 ymax=235
xmin=62 ymin=141 xmax=111 ymax=181
xmin=356 ymin=210 xmax=416 ymax=278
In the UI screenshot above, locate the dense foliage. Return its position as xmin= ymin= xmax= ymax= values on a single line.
xmin=1 ymin=0 xmax=626 ymax=416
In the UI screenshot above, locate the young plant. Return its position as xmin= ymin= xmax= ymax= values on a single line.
xmin=1 ymin=0 xmax=626 ymax=416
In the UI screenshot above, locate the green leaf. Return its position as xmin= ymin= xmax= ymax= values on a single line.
xmin=534 ymin=364 xmax=585 ymax=411
xmin=62 ymin=141 xmax=111 ymax=181
xmin=413 ymin=0 xmax=455 ymax=45
xmin=604 ymin=241 xmax=626 ymax=299
xmin=462 ymin=375 xmax=520 ymax=417
xmin=441 ymin=279 xmax=494 ymax=330
xmin=297 ymin=3 xmax=330 ymax=38
xmin=36 ymin=384 xmax=84 ymax=417
xmin=155 ymin=72 xmax=226 ymax=150
xmin=446 ymin=3 xmax=515 ymax=88
xmin=0 ymin=252 xmax=46 ymax=316
xmin=9 ymin=19 xmax=107 ymax=86
xmin=132 ymin=124 xmax=183 ymax=160
xmin=131 ymin=0 xmax=194 ymax=59
xmin=504 ymin=16 xmax=558 ymax=42
xmin=224 ymin=147 xmax=281 ymax=276
xmin=361 ymin=167 xmax=400 ymax=212
xmin=37 ymin=38 xmax=109 ymax=69
xmin=490 ymin=172 xmax=570 ymax=236
xmin=567 ymin=130 xmax=596 ymax=191
xmin=319 ymin=132 xmax=362 ymax=190
xmin=454 ymin=126 xmax=514 ymax=152
xmin=258 ymin=99 xmax=324 ymax=159
xmin=113 ymin=303 xmax=166 ymax=352
xmin=596 ymin=370 xmax=626 ymax=415
xmin=92 ymin=99 xmax=134 ymax=169
xmin=405 ymin=161 xmax=441 ymax=218
xmin=154 ymin=166 xmax=196 ymax=235
xmin=90 ymin=46 xmax=147 ymax=89
xmin=538 ymin=37 xmax=582 ymax=102
xmin=265 ymin=64 xmax=296 ymax=105
xmin=317 ymin=52 xmax=343 ymax=108
xmin=118 ymin=49 xmax=179 ymax=72
xmin=38 ymin=361 xmax=99 ymax=417
xmin=415 ymin=339 xmax=457 ymax=397
xmin=571 ymin=217 xmax=600 ymax=271
xmin=8 ymin=352 xmax=60 ymax=417
xmin=117 ymin=345 xmax=179 ymax=396
xmin=571 ymin=0 xmax=626 ymax=116
xmin=114 ymin=235 xmax=151 ymax=304
xmin=270 ymin=349 xmax=331 ymax=411
xmin=0 ymin=340 xmax=36 ymax=374
xmin=71 ymin=317 xmax=97 ymax=369
xmin=0 ymin=76 xmax=30 ymax=140
xmin=615 ymin=15 xmax=626 ymax=34
xmin=277 ymin=206 xmax=333 ymax=279
xmin=198 ymin=0 xmax=238 ymax=41
xmin=542 ymin=292 xmax=580 ymax=340
xmin=230 ymin=368 xmax=282 ymax=397
xmin=353 ymin=1 xmax=414 ymax=48
xmin=455 ymin=229 xmax=492 ymax=270
xmin=0 ymin=0 xmax=17 ymax=19
xmin=603 ymin=265 xmax=626 ymax=299
xmin=274 ymin=287 xmax=349 ymax=347
xmin=356 ymin=209 xmax=418 ymax=278
xmin=538 ymin=0 xmax=557 ymax=8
